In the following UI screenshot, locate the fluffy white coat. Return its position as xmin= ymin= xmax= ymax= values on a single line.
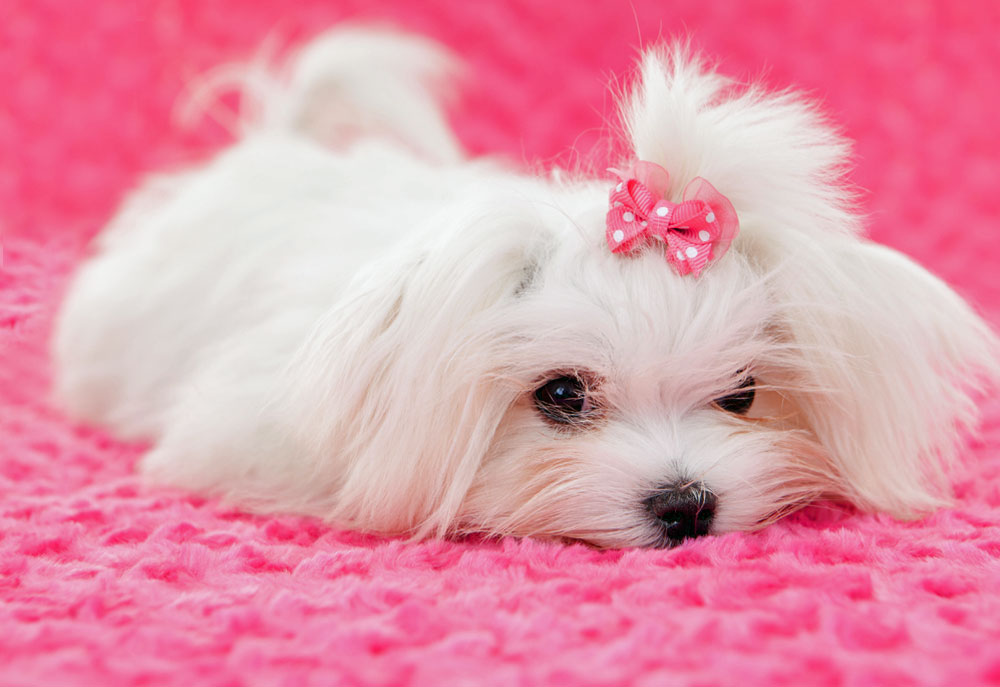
xmin=53 ymin=29 xmax=999 ymax=547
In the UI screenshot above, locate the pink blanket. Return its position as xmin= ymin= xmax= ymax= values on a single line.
xmin=3 ymin=1 xmax=999 ymax=684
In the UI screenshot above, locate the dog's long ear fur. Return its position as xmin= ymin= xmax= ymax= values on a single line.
xmin=623 ymin=44 xmax=999 ymax=516
xmin=272 ymin=202 xmax=550 ymax=537
xmin=764 ymin=235 xmax=998 ymax=515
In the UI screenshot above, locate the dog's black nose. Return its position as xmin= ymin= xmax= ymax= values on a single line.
xmin=645 ymin=484 xmax=717 ymax=542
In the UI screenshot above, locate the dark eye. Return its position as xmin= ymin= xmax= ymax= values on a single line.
xmin=715 ymin=375 xmax=755 ymax=415
xmin=534 ymin=375 xmax=592 ymax=424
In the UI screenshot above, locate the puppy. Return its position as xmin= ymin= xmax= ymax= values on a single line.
xmin=53 ymin=29 xmax=999 ymax=548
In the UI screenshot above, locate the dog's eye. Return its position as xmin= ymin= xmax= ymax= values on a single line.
xmin=714 ymin=375 xmax=755 ymax=415
xmin=534 ymin=375 xmax=592 ymax=423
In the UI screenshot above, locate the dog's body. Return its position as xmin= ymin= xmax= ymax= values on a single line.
xmin=53 ymin=30 xmax=998 ymax=547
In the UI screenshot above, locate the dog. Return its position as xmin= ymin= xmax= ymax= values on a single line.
xmin=52 ymin=28 xmax=999 ymax=548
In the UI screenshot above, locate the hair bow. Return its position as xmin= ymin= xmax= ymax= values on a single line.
xmin=606 ymin=161 xmax=739 ymax=277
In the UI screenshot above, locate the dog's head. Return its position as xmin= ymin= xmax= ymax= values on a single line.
xmin=280 ymin=46 xmax=998 ymax=547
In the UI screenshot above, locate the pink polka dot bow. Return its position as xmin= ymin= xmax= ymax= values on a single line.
xmin=606 ymin=161 xmax=739 ymax=277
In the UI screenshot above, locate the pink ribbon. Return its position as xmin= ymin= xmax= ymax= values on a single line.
xmin=606 ymin=161 xmax=739 ymax=277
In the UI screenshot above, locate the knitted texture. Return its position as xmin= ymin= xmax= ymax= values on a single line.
xmin=3 ymin=1 xmax=1000 ymax=685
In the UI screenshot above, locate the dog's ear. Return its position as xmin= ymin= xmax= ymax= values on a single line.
xmin=760 ymin=229 xmax=999 ymax=516
xmin=274 ymin=201 xmax=551 ymax=537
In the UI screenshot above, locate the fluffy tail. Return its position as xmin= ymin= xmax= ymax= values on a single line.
xmin=186 ymin=27 xmax=465 ymax=162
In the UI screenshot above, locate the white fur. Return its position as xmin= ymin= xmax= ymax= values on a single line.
xmin=53 ymin=29 xmax=999 ymax=547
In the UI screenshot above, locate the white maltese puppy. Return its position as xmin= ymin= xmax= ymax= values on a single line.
xmin=53 ymin=29 xmax=998 ymax=548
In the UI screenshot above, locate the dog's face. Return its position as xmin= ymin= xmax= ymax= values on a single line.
xmin=277 ymin=46 xmax=996 ymax=548
xmin=458 ymin=235 xmax=832 ymax=548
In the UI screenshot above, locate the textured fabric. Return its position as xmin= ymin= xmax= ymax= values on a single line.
xmin=606 ymin=161 xmax=738 ymax=276
xmin=3 ymin=1 xmax=1000 ymax=686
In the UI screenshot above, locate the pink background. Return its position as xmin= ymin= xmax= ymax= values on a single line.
xmin=2 ymin=1 xmax=1000 ymax=685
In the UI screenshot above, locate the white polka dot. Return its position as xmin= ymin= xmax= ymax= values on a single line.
xmin=706 ymin=211 xmax=716 ymax=223
xmin=612 ymin=229 xmax=624 ymax=243
xmin=656 ymin=206 xmax=670 ymax=217
xmin=622 ymin=212 xmax=635 ymax=223
xmin=616 ymin=182 xmax=623 ymax=192
xmin=640 ymin=221 xmax=648 ymax=227
xmin=698 ymin=230 xmax=711 ymax=242
xmin=686 ymin=247 xmax=698 ymax=259
xmin=676 ymin=250 xmax=686 ymax=261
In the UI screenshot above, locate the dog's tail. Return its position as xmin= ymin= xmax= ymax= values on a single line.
xmin=183 ymin=27 xmax=465 ymax=162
